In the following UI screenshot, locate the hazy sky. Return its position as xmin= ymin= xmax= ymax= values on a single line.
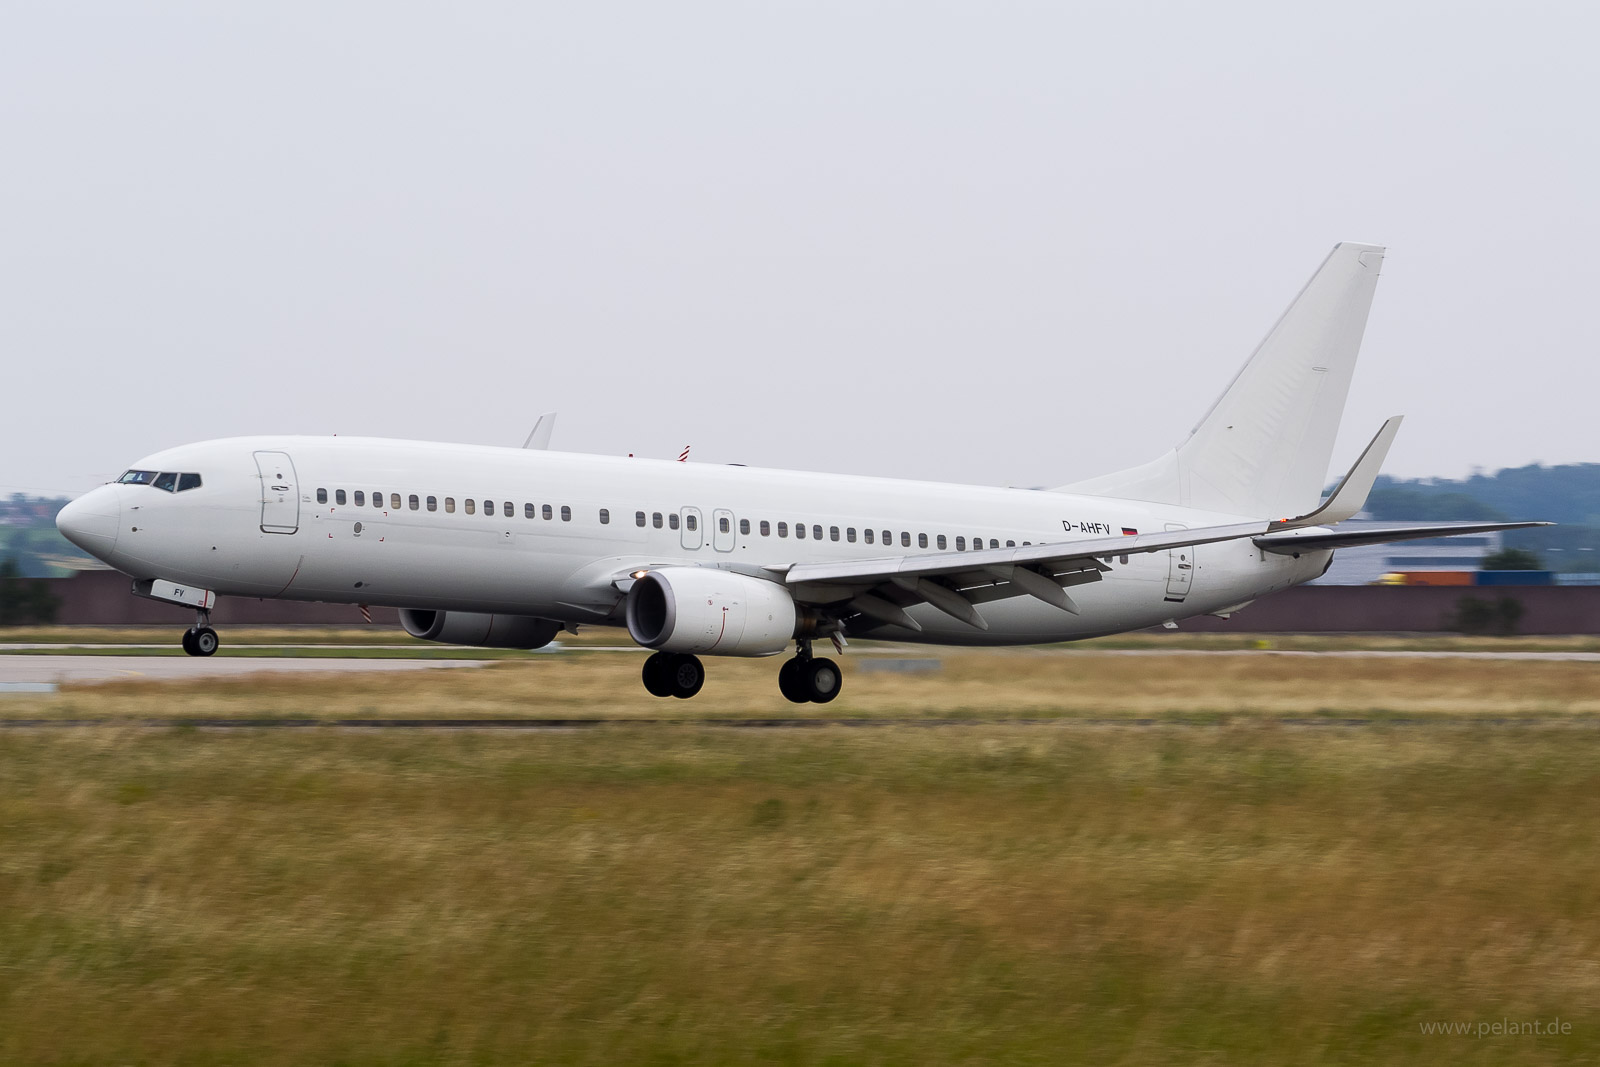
xmin=4 ymin=2 xmax=1596 ymax=497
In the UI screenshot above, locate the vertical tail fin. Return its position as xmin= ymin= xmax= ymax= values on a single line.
xmin=1056 ymin=242 xmax=1386 ymax=518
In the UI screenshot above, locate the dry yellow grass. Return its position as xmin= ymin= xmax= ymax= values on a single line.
xmin=7 ymin=646 xmax=1600 ymax=721
xmin=1 ymin=722 xmax=1596 ymax=1065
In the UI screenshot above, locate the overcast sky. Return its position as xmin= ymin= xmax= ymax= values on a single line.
xmin=3 ymin=2 xmax=1596 ymax=497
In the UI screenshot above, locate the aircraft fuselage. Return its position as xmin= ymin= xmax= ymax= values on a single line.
xmin=60 ymin=434 xmax=1329 ymax=646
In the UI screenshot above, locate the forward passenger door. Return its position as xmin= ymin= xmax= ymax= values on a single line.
xmin=254 ymin=451 xmax=299 ymax=534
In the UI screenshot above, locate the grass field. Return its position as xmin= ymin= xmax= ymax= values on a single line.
xmin=2 ymin=649 xmax=1599 ymax=1064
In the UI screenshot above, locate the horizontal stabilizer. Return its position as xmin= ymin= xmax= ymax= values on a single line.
xmin=1254 ymin=520 xmax=1553 ymax=555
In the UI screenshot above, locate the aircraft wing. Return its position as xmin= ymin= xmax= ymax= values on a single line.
xmin=779 ymin=521 xmax=1267 ymax=630
xmin=779 ymin=516 xmax=1553 ymax=632
xmin=1253 ymin=520 xmax=1552 ymax=554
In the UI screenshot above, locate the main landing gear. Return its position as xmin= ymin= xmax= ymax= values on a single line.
xmin=642 ymin=651 xmax=705 ymax=699
xmin=181 ymin=609 xmax=220 ymax=657
xmin=778 ymin=641 xmax=841 ymax=705
xmin=639 ymin=641 xmax=844 ymax=703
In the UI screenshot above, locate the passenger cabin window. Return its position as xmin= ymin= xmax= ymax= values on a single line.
xmin=760 ymin=520 xmax=770 ymax=536
xmin=153 ymin=472 xmax=179 ymax=492
xmin=543 ymin=505 xmax=553 ymax=520
xmin=669 ymin=513 xmax=680 ymax=530
xmin=739 ymin=518 xmax=750 ymax=534
xmin=483 ymin=500 xmax=493 ymax=516
xmin=503 ymin=501 xmax=513 ymax=518
xmin=119 ymin=470 xmax=158 ymax=485
xmin=335 ymin=490 xmax=346 ymax=505
xmin=561 ymin=506 xmax=572 ymax=522
xmin=410 ymin=495 xmax=420 ymax=511
xmin=718 ymin=517 xmax=729 ymax=533
xmin=372 ymin=491 xmax=382 ymax=508
xmin=990 ymin=539 xmax=999 ymax=549
xmin=918 ymin=533 xmax=928 ymax=548
xmin=465 ymin=499 xmax=476 ymax=515
xmin=652 ymin=512 xmax=663 ymax=529
xmin=1006 ymin=540 xmax=1015 ymax=548
xmin=443 ymin=497 xmax=453 ymax=513
xmin=525 ymin=503 xmax=535 ymax=519
xmin=600 ymin=509 xmax=611 ymax=524
xmin=354 ymin=491 xmax=366 ymax=506
xmin=846 ymin=528 xmax=856 ymax=543
xmin=636 ymin=511 xmax=647 ymax=527
xmin=427 ymin=496 xmax=437 ymax=512
xmin=795 ymin=523 xmax=806 ymax=539
xmin=391 ymin=494 xmax=402 ymax=510
xmin=316 ymin=488 xmax=328 ymax=504
xmin=956 ymin=536 xmax=966 ymax=551
xmin=684 ymin=512 xmax=695 ymax=531
xmin=777 ymin=522 xmax=788 ymax=537
xmin=901 ymin=532 xmax=911 ymax=547
xmin=936 ymin=534 xmax=947 ymax=550
xmin=882 ymin=530 xmax=891 ymax=545
xmin=830 ymin=526 xmax=839 ymax=541
xmin=813 ymin=525 xmax=822 ymax=540
xmin=864 ymin=529 xmax=874 ymax=544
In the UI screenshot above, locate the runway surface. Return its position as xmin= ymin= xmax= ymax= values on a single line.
xmin=0 ymin=656 xmax=493 ymax=685
xmin=3 ymin=648 xmax=1600 ymax=687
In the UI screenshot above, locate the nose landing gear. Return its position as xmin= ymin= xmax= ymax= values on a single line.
xmin=181 ymin=609 xmax=220 ymax=657
xmin=778 ymin=641 xmax=841 ymax=704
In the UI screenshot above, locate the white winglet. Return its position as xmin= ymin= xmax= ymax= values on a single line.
xmin=522 ymin=412 xmax=557 ymax=450
xmin=1273 ymin=415 xmax=1402 ymax=528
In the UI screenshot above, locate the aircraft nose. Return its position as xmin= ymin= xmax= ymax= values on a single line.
xmin=56 ymin=487 xmax=120 ymax=561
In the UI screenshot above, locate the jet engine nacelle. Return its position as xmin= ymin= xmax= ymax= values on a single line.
xmin=625 ymin=567 xmax=796 ymax=657
xmin=398 ymin=608 xmax=562 ymax=650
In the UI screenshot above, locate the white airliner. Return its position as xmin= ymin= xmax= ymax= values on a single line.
xmin=57 ymin=243 xmax=1545 ymax=703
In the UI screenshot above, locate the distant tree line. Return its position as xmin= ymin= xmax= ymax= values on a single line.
xmin=0 ymin=558 xmax=60 ymax=625
xmin=1364 ymin=464 xmax=1600 ymax=574
xmin=0 ymin=494 xmax=90 ymax=577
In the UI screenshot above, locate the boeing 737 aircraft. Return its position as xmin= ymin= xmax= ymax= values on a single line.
xmin=57 ymin=243 xmax=1546 ymax=703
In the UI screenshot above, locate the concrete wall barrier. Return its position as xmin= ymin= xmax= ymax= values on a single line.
xmin=6 ymin=571 xmax=1600 ymax=634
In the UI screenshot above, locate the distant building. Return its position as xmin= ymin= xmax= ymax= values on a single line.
xmin=1311 ymin=524 xmax=1501 ymax=585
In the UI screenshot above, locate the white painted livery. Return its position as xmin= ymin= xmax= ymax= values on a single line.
xmin=57 ymin=244 xmax=1547 ymax=700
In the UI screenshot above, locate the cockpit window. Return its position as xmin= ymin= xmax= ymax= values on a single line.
xmin=119 ymin=469 xmax=201 ymax=491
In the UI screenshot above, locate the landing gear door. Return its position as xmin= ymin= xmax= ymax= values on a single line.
xmin=1163 ymin=521 xmax=1192 ymax=602
xmin=254 ymin=451 xmax=300 ymax=534
xmin=680 ymin=507 xmax=704 ymax=550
